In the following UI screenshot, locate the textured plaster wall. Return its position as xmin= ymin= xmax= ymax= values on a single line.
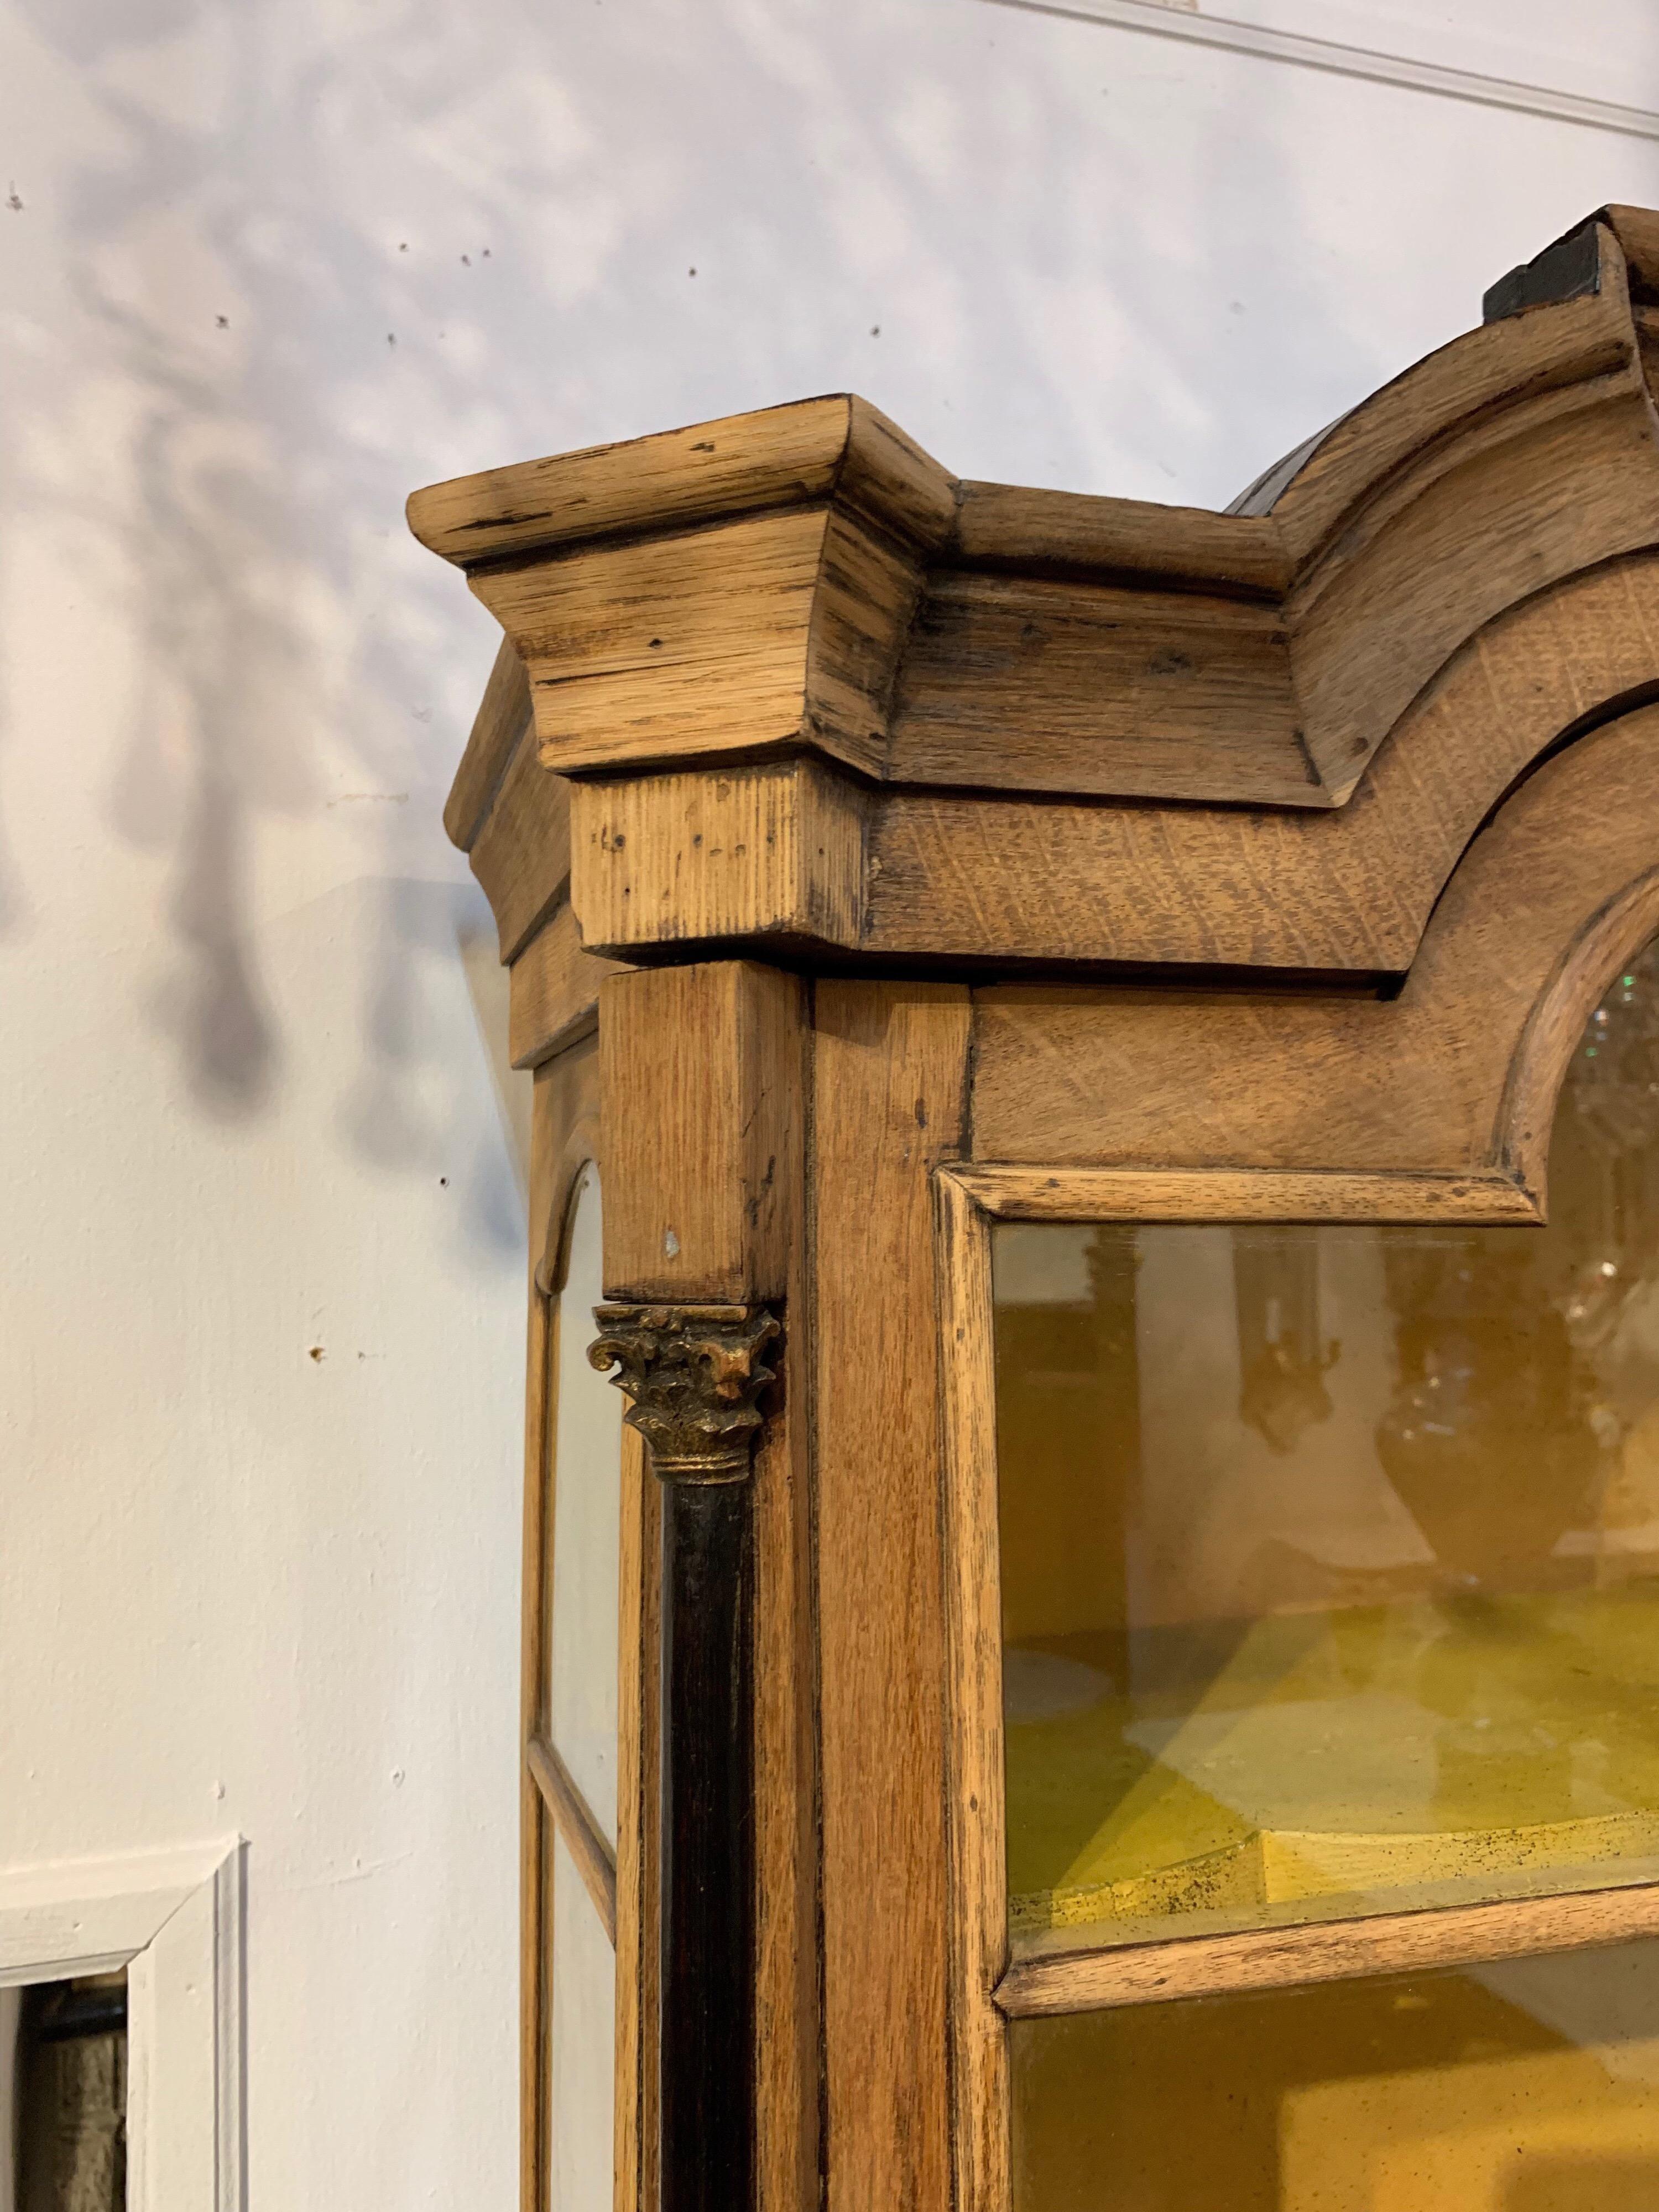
xmin=0 ymin=1 xmax=1656 ymax=2203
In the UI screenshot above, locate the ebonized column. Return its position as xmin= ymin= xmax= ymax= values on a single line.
xmin=589 ymin=1302 xmax=781 ymax=2212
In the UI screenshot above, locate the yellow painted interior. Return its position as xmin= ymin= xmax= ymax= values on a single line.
xmin=1013 ymin=1944 xmax=1659 ymax=2211
xmin=1008 ymin=1583 xmax=1659 ymax=1939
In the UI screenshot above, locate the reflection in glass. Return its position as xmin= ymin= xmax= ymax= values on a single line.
xmin=1013 ymin=1942 xmax=1659 ymax=2212
xmin=547 ymin=1831 xmax=615 ymax=2212
xmin=549 ymin=1164 xmax=623 ymax=1846
xmin=997 ymin=945 xmax=1659 ymax=1947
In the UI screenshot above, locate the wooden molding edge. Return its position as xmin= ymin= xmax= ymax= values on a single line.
xmin=936 ymin=1170 xmax=1014 ymax=2212
xmin=996 ymin=1876 xmax=1659 ymax=2016
xmin=966 ymin=709 xmax=1659 ymax=1211
xmin=567 ymin=614 xmax=1659 ymax=977
xmin=973 ymin=708 xmax=1659 ymax=1194
xmin=413 ymin=212 xmax=1659 ymax=823
xmin=445 ymin=637 xmax=533 ymax=853
xmin=1498 ymin=865 xmax=1659 ymax=1197
xmin=528 ymin=1733 xmax=618 ymax=1947
xmin=941 ymin=1165 xmax=1541 ymax=1225
xmin=509 ymin=901 xmax=628 ymax=1072
xmin=407 ymin=393 xmax=957 ymax=570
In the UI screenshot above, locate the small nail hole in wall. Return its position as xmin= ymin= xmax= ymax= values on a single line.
xmin=664 ymin=1228 xmax=680 ymax=1258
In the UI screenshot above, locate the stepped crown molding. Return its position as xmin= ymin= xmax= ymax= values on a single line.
xmin=412 ymin=205 xmax=1659 ymax=979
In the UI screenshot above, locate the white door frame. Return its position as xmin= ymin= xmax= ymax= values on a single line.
xmin=0 ymin=1840 xmax=245 ymax=2212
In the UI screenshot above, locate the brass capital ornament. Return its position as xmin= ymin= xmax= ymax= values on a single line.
xmin=588 ymin=1303 xmax=781 ymax=1483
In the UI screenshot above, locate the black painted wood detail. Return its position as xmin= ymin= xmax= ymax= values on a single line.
xmin=588 ymin=1303 xmax=780 ymax=2212
xmin=1483 ymin=219 xmax=1603 ymax=323
xmin=659 ymin=1474 xmax=754 ymax=2212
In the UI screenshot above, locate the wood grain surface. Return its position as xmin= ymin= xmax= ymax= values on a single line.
xmin=951 ymin=480 xmax=1288 ymax=593
xmin=951 ymin=1166 xmax=1541 ymax=1225
xmin=997 ymin=1877 xmax=1659 ymax=2016
xmin=601 ymin=961 xmax=816 ymax=2211
xmin=935 ymin=1173 xmax=1012 ymax=2212
xmin=967 ymin=705 xmax=1659 ymax=1198
xmin=812 ymin=983 xmax=972 ymax=2212
xmin=463 ymin=546 xmax=1659 ymax=977
xmin=572 ymin=760 xmax=867 ymax=957
xmin=600 ymin=963 xmax=802 ymax=1302
xmin=889 ymin=573 xmax=1312 ymax=804
xmin=408 ymin=393 xmax=954 ymax=568
xmin=444 ymin=635 xmax=532 ymax=851
xmin=757 ymin=1128 xmax=821 ymax=2212
xmin=469 ymin=705 xmax=572 ymax=961
xmin=478 ymin=505 xmax=862 ymax=772
xmin=1287 ymin=363 xmax=1655 ymax=797
xmin=528 ymin=1733 xmax=618 ymax=1943
xmin=866 ymin=551 xmax=1659 ymax=973
xmin=508 ymin=899 xmax=627 ymax=1070
xmin=425 ymin=212 xmax=1659 ymax=844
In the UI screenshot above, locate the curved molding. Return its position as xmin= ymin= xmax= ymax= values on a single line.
xmin=968 ymin=705 xmax=1659 ymax=1217
xmin=530 ymin=1039 xmax=602 ymax=1300
xmin=416 ymin=212 xmax=1659 ymax=837
xmin=572 ymin=550 xmax=1659 ymax=974
xmin=534 ymin=1132 xmax=601 ymax=1302
xmin=893 ymin=223 xmax=1657 ymax=808
xmin=1500 ymin=870 xmax=1659 ymax=1198
xmin=418 ymin=207 xmax=1659 ymax=978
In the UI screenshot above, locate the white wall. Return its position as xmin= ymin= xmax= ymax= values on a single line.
xmin=1 ymin=1 xmax=1656 ymax=2203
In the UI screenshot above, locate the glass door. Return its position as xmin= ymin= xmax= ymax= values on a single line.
xmin=989 ymin=943 xmax=1659 ymax=2206
xmin=536 ymin=1160 xmax=622 ymax=2210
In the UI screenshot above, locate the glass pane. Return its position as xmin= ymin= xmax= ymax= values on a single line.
xmin=997 ymin=945 xmax=1659 ymax=1949
xmin=549 ymin=1163 xmax=623 ymax=1846
xmin=547 ymin=1830 xmax=615 ymax=2212
xmin=1013 ymin=1942 xmax=1659 ymax=2211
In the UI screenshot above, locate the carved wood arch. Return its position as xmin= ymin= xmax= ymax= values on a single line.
xmin=862 ymin=550 xmax=1659 ymax=978
xmin=419 ymin=205 xmax=1659 ymax=1000
xmin=410 ymin=217 xmax=1659 ymax=812
xmin=1503 ymin=868 xmax=1659 ymax=1199
xmin=534 ymin=1115 xmax=603 ymax=1300
xmin=969 ymin=703 xmax=1659 ymax=1218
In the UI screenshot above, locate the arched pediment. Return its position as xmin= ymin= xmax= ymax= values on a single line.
xmin=415 ymin=205 xmax=1659 ymax=982
xmin=858 ymin=550 xmax=1659 ymax=975
xmin=970 ymin=702 xmax=1659 ymax=1220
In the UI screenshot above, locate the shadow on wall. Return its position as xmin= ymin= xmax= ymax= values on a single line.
xmin=1 ymin=0 xmax=1421 ymax=1125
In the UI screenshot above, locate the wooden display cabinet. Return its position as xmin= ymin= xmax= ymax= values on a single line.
xmin=410 ymin=202 xmax=1659 ymax=2212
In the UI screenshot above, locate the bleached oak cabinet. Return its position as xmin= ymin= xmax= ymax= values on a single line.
xmin=410 ymin=204 xmax=1659 ymax=2212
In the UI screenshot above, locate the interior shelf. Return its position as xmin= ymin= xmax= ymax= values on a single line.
xmin=1007 ymin=1578 xmax=1659 ymax=1948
